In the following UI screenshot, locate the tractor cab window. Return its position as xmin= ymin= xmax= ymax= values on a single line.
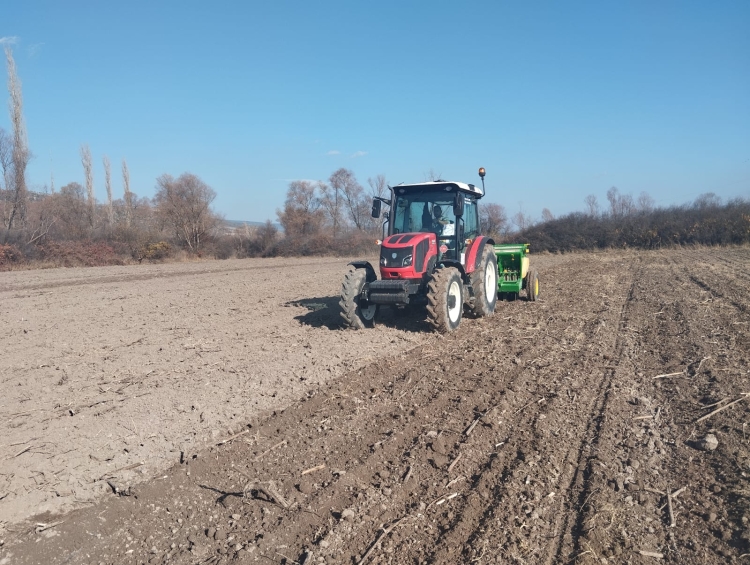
xmin=463 ymin=197 xmax=478 ymax=239
xmin=393 ymin=191 xmax=456 ymax=236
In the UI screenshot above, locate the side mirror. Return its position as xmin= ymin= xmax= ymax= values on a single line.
xmin=371 ymin=199 xmax=382 ymax=218
xmin=453 ymin=194 xmax=464 ymax=217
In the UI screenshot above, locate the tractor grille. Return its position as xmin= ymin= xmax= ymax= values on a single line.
xmin=380 ymin=246 xmax=413 ymax=268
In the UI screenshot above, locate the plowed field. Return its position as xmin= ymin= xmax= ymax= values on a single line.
xmin=1 ymin=248 xmax=749 ymax=565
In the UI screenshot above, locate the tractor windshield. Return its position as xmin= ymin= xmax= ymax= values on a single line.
xmin=392 ymin=189 xmax=457 ymax=237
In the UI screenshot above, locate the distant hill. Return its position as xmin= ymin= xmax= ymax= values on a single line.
xmin=221 ymin=219 xmax=284 ymax=232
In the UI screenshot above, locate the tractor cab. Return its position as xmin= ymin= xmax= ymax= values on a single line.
xmin=373 ymin=181 xmax=483 ymax=276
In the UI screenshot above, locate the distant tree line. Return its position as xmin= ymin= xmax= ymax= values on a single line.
xmin=2 ymin=44 xmax=747 ymax=270
xmin=513 ymin=189 xmax=750 ymax=252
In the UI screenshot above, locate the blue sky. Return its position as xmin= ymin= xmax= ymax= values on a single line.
xmin=2 ymin=1 xmax=748 ymax=222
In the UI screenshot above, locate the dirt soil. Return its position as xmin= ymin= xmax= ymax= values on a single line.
xmin=1 ymin=248 xmax=749 ymax=564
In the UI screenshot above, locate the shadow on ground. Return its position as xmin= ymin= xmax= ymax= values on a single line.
xmin=288 ymin=297 xmax=432 ymax=333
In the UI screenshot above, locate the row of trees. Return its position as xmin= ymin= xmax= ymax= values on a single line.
xmin=1 ymin=45 xmax=235 ymax=268
xmin=276 ymin=169 xmax=388 ymax=254
xmin=517 ymin=193 xmax=750 ymax=252
xmin=2 ymin=43 xmax=747 ymax=270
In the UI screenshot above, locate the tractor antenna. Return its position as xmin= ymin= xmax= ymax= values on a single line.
xmin=478 ymin=167 xmax=486 ymax=194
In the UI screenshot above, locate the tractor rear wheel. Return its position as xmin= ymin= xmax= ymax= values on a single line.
xmin=471 ymin=245 xmax=498 ymax=317
xmin=526 ymin=270 xmax=539 ymax=302
xmin=426 ymin=267 xmax=463 ymax=333
xmin=340 ymin=268 xmax=377 ymax=329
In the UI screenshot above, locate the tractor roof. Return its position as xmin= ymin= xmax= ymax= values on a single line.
xmin=392 ymin=181 xmax=484 ymax=198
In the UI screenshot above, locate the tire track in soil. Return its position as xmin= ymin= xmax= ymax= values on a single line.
xmin=585 ymin=252 xmax=709 ymax=549
xmin=675 ymin=247 xmax=750 ymax=313
xmin=383 ymin=256 xmax=641 ymax=564
xmin=549 ymin=260 xmax=640 ymax=564
xmin=565 ymin=249 xmax=750 ymax=564
xmin=713 ymin=252 xmax=750 ymax=286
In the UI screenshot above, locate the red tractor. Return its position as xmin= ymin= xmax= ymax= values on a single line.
xmin=340 ymin=168 xmax=498 ymax=332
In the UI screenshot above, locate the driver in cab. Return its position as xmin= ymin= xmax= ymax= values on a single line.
xmin=426 ymin=204 xmax=454 ymax=236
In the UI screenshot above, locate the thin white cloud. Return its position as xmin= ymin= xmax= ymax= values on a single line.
xmin=0 ymin=36 xmax=19 ymax=45
xmin=351 ymin=151 xmax=368 ymax=158
xmin=327 ymin=150 xmax=340 ymax=155
xmin=28 ymin=43 xmax=44 ymax=57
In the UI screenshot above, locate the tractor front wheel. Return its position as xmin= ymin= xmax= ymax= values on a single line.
xmin=340 ymin=268 xmax=377 ymax=329
xmin=526 ymin=270 xmax=539 ymax=302
xmin=426 ymin=267 xmax=463 ymax=333
xmin=471 ymin=245 xmax=498 ymax=317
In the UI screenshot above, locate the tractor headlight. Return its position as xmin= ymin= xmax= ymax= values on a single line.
xmin=402 ymin=254 xmax=413 ymax=267
xmin=380 ymin=256 xmax=387 ymax=267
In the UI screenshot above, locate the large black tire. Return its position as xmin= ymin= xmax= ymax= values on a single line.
xmin=470 ymin=245 xmax=498 ymax=317
xmin=426 ymin=267 xmax=463 ymax=333
xmin=526 ymin=269 xmax=539 ymax=302
xmin=339 ymin=268 xmax=377 ymax=329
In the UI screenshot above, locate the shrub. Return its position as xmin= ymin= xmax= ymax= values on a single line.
xmin=141 ymin=241 xmax=172 ymax=261
xmin=0 ymin=244 xmax=24 ymax=270
xmin=35 ymin=241 xmax=125 ymax=268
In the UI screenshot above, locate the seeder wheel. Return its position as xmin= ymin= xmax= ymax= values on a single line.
xmin=526 ymin=270 xmax=539 ymax=302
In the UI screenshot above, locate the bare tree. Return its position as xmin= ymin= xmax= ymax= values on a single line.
xmin=154 ymin=172 xmax=218 ymax=252
xmin=636 ymin=191 xmax=654 ymax=212
xmin=26 ymin=194 xmax=56 ymax=245
xmin=541 ymin=208 xmax=555 ymax=223
xmin=584 ymin=194 xmax=599 ymax=216
xmin=0 ymin=127 xmax=11 ymax=190
xmin=255 ymin=220 xmax=278 ymax=252
xmin=51 ymin=182 xmax=89 ymax=240
xmin=619 ymin=193 xmax=635 ymax=216
xmin=693 ymin=192 xmax=722 ymax=209
xmin=0 ymin=127 xmax=11 ymax=228
xmin=479 ymin=202 xmax=508 ymax=239
xmin=80 ymin=144 xmax=95 ymax=228
xmin=277 ymin=180 xmax=325 ymax=238
xmin=4 ymin=46 xmax=30 ymax=232
xmin=122 ymin=158 xmax=132 ymax=227
xmin=512 ymin=204 xmax=533 ymax=232
xmin=606 ymin=186 xmax=620 ymax=218
xmin=103 ymin=155 xmax=114 ymax=226
xmin=330 ymin=168 xmax=368 ymax=231
xmin=365 ymin=174 xmax=388 ymax=232
xmin=367 ymin=174 xmax=387 ymax=200
xmin=606 ymin=187 xmax=638 ymax=217
xmin=424 ymin=168 xmax=442 ymax=181
xmin=318 ymin=180 xmax=343 ymax=238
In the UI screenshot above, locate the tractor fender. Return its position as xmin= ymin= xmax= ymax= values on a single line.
xmin=347 ymin=260 xmax=378 ymax=283
xmin=465 ymin=236 xmax=496 ymax=274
